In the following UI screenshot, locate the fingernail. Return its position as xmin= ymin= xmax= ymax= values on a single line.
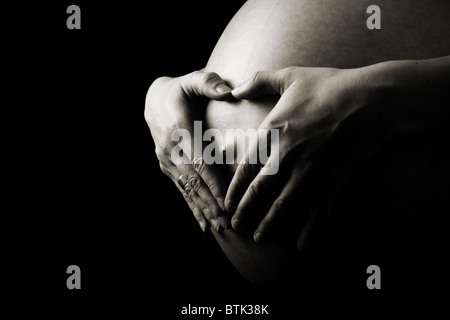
xmin=216 ymin=197 xmax=226 ymax=211
xmin=254 ymin=232 xmax=262 ymax=243
xmin=216 ymin=84 xmax=232 ymax=93
xmin=211 ymin=219 xmax=223 ymax=233
xmin=199 ymin=221 xmax=208 ymax=233
xmin=217 ymin=216 xmax=228 ymax=230
xmin=231 ymin=86 xmax=242 ymax=96
xmin=225 ymin=199 xmax=237 ymax=214
xmin=231 ymin=218 xmax=240 ymax=231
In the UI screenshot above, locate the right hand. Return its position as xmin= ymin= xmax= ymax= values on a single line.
xmin=145 ymin=70 xmax=233 ymax=232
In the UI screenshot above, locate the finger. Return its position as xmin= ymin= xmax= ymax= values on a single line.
xmin=184 ymin=190 xmax=211 ymax=233
xmin=195 ymin=132 xmax=228 ymax=212
xmin=196 ymin=161 xmax=228 ymax=213
xmin=181 ymin=71 xmax=234 ymax=100
xmin=231 ymin=68 xmax=294 ymax=100
xmin=172 ymin=120 xmax=227 ymax=212
xmin=171 ymin=125 xmax=228 ymax=231
xmin=224 ymin=130 xmax=265 ymax=215
xmin=176 ymin=161 xmax=228 ymax=232
xmin=159 ymin=163 xmax=209 ymax=232
xmin=253 ymin=165 xmax=308 ymax=244
xmin=230 ymin=171 xmax=273 ymax=232
xmin=231 ymin=150 xmax=287 ymax=232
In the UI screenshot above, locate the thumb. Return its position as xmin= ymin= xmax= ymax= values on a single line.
xmin=181 ymin=71 xmax=233 ymax=101
xmin=231 ymin=70 xmax=287 ymax=100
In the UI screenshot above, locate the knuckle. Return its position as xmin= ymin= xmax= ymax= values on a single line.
xmin=145 ymin=78 xmax=160 ymax=104
xmin=160 ymin=143 xmax=173 ymax=157
xmin=192 ymin=196 xmax=209 ymax=213
xmin=205 ymin=178 xmax=218 ymax=193
xmin=280 ymin=67 xmax=297 ymax=81
xmin=250 ymin=70 xmax=270 ymax=90
xmin=185 ymin=71 xmax=221 ymax=96
xmin=182 ymin=191 xmax=191 ymax=200
xmin=251 ymin=71 xmax=262 ymax=85
xmin=159 ymin=163 xmax=171 ymax=178
xmin=277 ymin=67 xmax=298 ymax=93
xmin=250 ymin=181 xmax=260 ymax=195
xmin=249 ymin=71 xmax=264 ymax=89
xmin=155 ymin=149 xmax=164 ymax=161
xmin=250 ymin=180 xmax=265 ymax=195
xmin=185 ymin=185 xmax=194 ymax=197
xmin=266 ymin=119 xmax=290 ymax=134
xmin=169 ymin=122 xmax=191 ymax=145
xmin=202 ymin=72 xmax=220 ymax=86
xmin=190 ymin=70 xmax=203 ymax=78
xmin=168 ymin=122 xmax=181 ymax=136
xmin=264 ymin=119 xmax=277 ymax=130
xmin=187 ymin=173 xmax=201 ymax=192
xmin=150 ymin=76 xmax=171 ymax=90
xmin=155 ymin=148 xmax=167 ymax=162
xmin=275 ymin=198 xmax=285 ymax=211
xmin=240 ymin=162 xmax=258 ymax=178
xmin=192 ymin=157 xmax=206 ymax=174
xmin=282 ymin=66 xmax=297 ymax=78
xmin=145 ymin=77 xmax=171 ymax=113
xmin=239 ymin=163 xmax=250 ymax=176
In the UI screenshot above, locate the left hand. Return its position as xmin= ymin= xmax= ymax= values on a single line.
xmin=225 ymin=66 xmax=386 ymax=252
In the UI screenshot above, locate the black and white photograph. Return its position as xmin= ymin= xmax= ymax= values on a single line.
xmin=10 ymin=0 xmax=450 ymax=318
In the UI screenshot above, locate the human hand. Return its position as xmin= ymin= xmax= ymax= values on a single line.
xmin=145 ymin=71 xmax=234 ymax=232
xmin=225 ymin=66 xmax=385 ymax=251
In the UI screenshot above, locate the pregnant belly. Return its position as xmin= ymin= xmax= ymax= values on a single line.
xmin=203 ymin=0 xmax=450 ymax=289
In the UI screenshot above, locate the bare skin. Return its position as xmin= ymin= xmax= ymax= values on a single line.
xmin=227 ymin=58 xmax=450 ymax=249
xmin=145 ymin=0 xmax=450 ymax=289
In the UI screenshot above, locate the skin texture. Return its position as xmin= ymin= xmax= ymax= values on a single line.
xmin=145 ymin=71 xmax=233 ymax=232
xmin=145 ymin=0 xmax=450 ymax=290
xmin=202 ymin=0 xmax=450 ymax=289
xmin=226 ymin=57 xmax=450 ymax=247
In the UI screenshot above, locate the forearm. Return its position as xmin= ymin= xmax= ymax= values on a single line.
xmin=363 ymin=56 xmax=450 ymax=139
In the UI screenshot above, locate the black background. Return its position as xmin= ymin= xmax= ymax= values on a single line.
xmin=8 ymin=1 xmax=449 ymax=318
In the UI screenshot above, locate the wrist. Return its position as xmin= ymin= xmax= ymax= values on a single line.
xmin=356 ymin=61 xmax=407 ymax=140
